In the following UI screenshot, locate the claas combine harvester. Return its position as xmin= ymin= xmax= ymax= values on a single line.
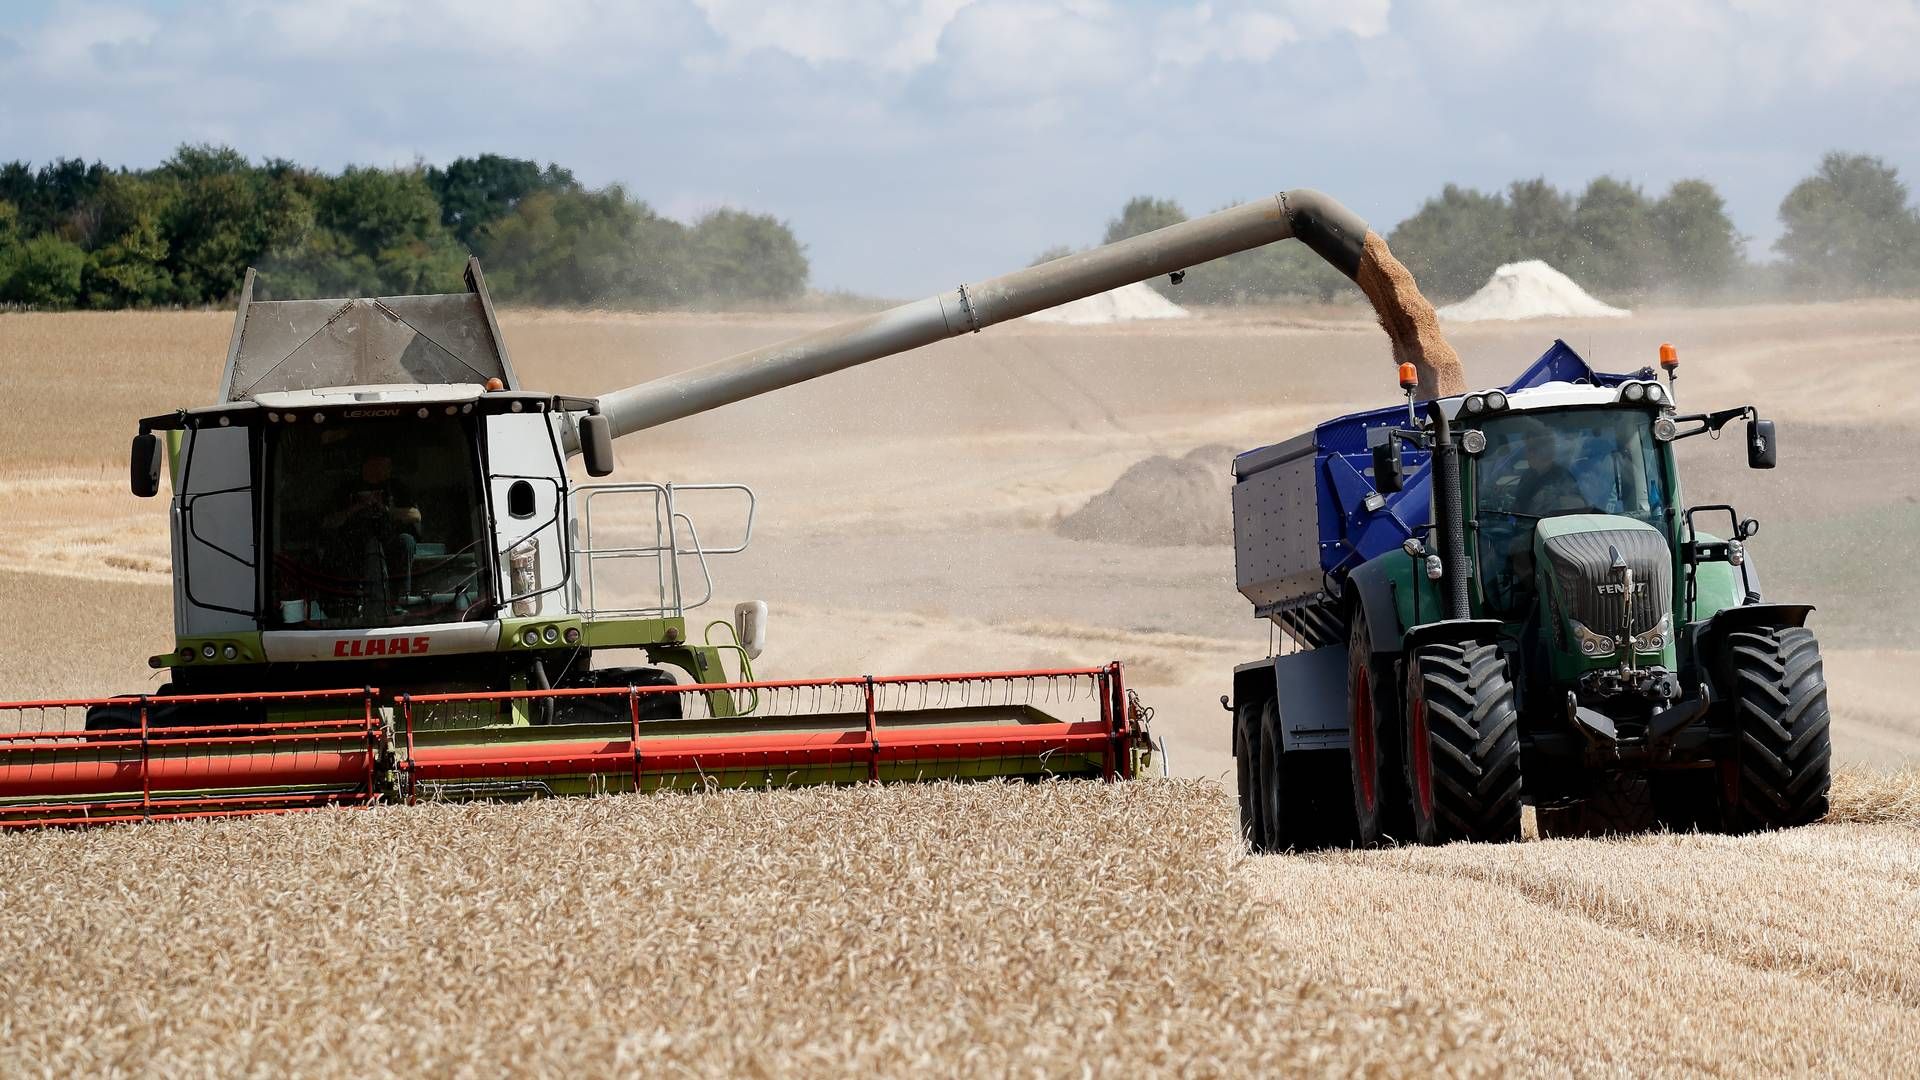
xmin=0 ymin=188 xmax=1391 ymax=827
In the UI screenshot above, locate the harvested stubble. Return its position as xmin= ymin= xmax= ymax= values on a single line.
xmin=0 ymin=781 xmax=1491 ymax=1077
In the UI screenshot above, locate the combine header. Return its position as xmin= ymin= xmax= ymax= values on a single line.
xmin=0 ymin=189 xmax=1398 ymax=827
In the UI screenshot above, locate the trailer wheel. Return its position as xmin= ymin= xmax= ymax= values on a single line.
xmin=1234 ymin=696 xmax=1266 ymax=851
xmin=1403 ymin=641 xmax=1522 ymax=845
xmin=1721 ymin=626 xmax=1831 ymax=832
xmin=1346 ymin=608 xmax=1403 ymax=846
xmin=1255 ymin=699 xmax=1361 ymax=851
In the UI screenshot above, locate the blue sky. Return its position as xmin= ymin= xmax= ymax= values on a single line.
xmin=3 ymin=0 xmax=1917 ymax=295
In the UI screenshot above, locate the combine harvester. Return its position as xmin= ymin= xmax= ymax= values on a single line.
xmin=1229 ymin=346 xmax=1830 ymax=846
xmin=0 ymin=189 xmax=1401 ymax=827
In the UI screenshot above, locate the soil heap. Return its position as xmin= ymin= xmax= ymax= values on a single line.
xmin=1438 ymin=260 xmax=1631 ymax=322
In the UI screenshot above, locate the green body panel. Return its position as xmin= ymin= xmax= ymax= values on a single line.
xmin=1688 ymin=532 xmax=1745 ymax=623
xmin=1530 ymin=515 xmax=1677 ymax=682
xmin=154 ymin=632 xmax=266 ymax=669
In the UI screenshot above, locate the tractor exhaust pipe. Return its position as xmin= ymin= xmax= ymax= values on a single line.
xmin=597 ymin=189 xmax=1462 ymax=439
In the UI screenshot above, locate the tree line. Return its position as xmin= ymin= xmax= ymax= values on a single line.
xmin=1092 ymin=151 xmax=1920 ymax=304
xmin=0 ymin=146 xmax=808 ymax=310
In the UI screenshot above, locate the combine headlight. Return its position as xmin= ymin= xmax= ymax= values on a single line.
xmin=1623 ymin=382 xmax=1647 ymax=402
xmin=521 ymin=627 xmax=541 ymax=648
xmin=201 ymin=643 xmax=218 ymax=659
xmin=541 ymin=625 xmax=559 ymax=645
xmin=178 ymin=646 xmax=195 ymax=662
xmin=563 ymin=627 xmax=581 ymax=645
xmin=1463 ymin=394 xmax=1486 ymax=415
xmin=1631 ymin=614 xmax=1672 ymax=654
xmin=222 ymin=644 xmax=239 ymax=661
xmin=1571 ymin=621 xmax=1617 ymax=658
xmin=1486 ymin=390 xmax=1508 ymax=411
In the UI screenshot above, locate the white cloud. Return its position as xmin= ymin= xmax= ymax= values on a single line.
xmin=696 ymin=0 xmax=974 ymax=71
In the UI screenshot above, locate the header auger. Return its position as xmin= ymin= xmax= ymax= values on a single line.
xmin=5 ymin=187 xmax=1437 ymax=827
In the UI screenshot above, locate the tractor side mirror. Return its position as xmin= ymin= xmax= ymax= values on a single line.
xmin=580 ymin=414 xmax=615 ymax=478
xmin=130 ymin=433 xmax=163 ymax=498
xmin=1372 ymin=438 xmax=1405 ymax=494
xmin=1747 ymin=418 xmax=1777 ymax=470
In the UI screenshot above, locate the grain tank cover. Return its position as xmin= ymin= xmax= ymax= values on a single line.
xmin=217 ymin=257 xmax=517 ymax=403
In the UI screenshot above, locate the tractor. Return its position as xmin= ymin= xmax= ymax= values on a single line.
xmin=1230 ymin=343 xmax=1829 ymax=847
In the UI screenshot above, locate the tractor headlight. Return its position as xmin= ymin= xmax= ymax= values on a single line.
xmin=1727 ymin=539 xmax=1745 ymax=567
xmin=1646 ymin=384 xmax=1666 ymax=404
xmin=1463 ymin=394 xmax=1486 ymax=415
xmin=1571 ymin=620 xmax=1617 ymax=658
xmin=1486 ymin=391 xmax=1508 ymax=411
xmin=1631 ymin=614 xmax=1672 ymax=654
xmin=1623 ymin=382 xmax=1647 ymax=402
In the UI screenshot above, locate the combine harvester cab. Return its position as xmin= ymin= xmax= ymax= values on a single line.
xmin=1230 ymin=342 xmax=1829 ymax=850
xmin=0 ymin=260 xmax=1150 ymax=826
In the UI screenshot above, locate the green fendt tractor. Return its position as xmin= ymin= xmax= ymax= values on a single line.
xmin=1230 ymin=342 xmax=1829 ymax=848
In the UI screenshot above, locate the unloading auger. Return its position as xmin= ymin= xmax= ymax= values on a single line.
xmin=0 ymin=189 xmax=1433 ymax=826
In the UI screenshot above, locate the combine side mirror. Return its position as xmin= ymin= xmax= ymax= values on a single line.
xmin=733 ymin=600 xmax=767 ymax=660
xmin=1747 ymin=418 xmax=1777 ymax=470
xmin=1372 ymin=438 xmax=1405 ymax=494
xmin=580 ymin=413 xmax=615 ymax=478
xmin=130 ymin=433 xmax=162 ymax=498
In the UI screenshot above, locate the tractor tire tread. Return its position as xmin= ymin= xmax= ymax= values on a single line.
xmin=1724 ymin=626 xmax=1831 ymax=832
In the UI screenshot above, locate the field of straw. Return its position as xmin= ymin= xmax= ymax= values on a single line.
xmin=0 ymin=773 xmax=1915 ymax=1076
xmin=1 ymin=303 xmax=1917 ymax=1072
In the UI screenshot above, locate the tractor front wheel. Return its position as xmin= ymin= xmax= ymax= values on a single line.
xmin=1721 ymin=626 xmax=1831 ymax=832
xmin=1403 ymin=641 xmax=1522 ymax=845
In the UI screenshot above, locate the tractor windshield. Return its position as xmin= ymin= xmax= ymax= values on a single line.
xmin=266 ymin=417 xmax=492 ymax=629
xmin=1472 ymin=407 xmax=1671 ymax=618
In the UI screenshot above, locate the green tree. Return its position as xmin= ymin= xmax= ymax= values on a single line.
xmin=687 ymin=208 xmax=807 ymax=303
xmin=427 ymin=155 xmax=578 ymax=247
xmin=1566 ymin=177 xmax=1656 ymax=295
xmin=161 ymin=144 xmax=313 ymax=303
xmin=478 ymin=186 xmax=690 ymax=307
xmin=1104 ymin=196 xmax=1187 ymax=244
xmin=0 ymin=234 xmax=87 ymax=307
xmin=1386 ymin=184 xmax=1511 ymax=299
xmin=1776 ymin=151 xmax=1920 ymax=294
xmin=1650 ymin=179 xmax=1740 ymax=294
xmin=1504 ymin=178 xmax=1577 ymax=266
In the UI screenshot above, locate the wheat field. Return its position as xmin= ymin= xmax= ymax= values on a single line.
xmin=0 ymin=774 xmax=1914 ymax=1077
xmin=1 ymin=305 xmax=1917 ymax=1074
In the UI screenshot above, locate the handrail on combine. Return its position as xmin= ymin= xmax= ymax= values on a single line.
xmin=0 ymin=687 xmax=383 ymax=829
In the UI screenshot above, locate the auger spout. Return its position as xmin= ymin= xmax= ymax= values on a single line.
xmin=595 ymin=188 xmax=1456 ymax=439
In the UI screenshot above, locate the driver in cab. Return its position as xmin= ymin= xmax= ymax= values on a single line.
xmin=1511 ymin=418 xmax=1589 ymax=517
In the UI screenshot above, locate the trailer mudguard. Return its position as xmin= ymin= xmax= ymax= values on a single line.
xmin=1233 ymin=649 xmax=1351 ymax=754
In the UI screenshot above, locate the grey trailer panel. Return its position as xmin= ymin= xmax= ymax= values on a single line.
xmin=1232 ymin=430 xmax=1324 ymax=612
xmin=1272 ymin=646 xmax=1350 ymax=752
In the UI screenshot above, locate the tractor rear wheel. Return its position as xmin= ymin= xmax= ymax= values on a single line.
xmin=1402 ymin=641 xmax=1522 ymax=845
xmin=1234 ymin=696 xmax=1266 ymax=851
xmin=1346 ymin=609 xmax=1403 ymax=846
xmin=1721 ymin=626 xmax=1831 ymax=832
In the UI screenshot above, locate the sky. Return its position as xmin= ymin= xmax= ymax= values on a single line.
xmin=2 ymin=0 xmax=1918 ymax=296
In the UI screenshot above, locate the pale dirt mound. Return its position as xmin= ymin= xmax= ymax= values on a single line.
xmin=1354 ymin=230 xmax=1465 ymax=399
xmin=1024 ymin=281 xmax=1190 ymax=325
xmin=1057 ymin=444 xmax=1236 ymax=546
xmin=1438 ymin=259 xmax=1631 ymax=322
